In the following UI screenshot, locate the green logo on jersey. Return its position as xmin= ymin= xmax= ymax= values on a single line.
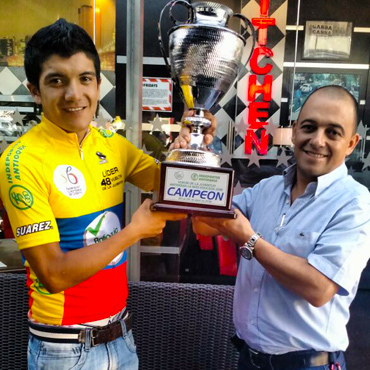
xmin=98 ymin=128 xmax=114 ymax=138
xmin=34 ymin=278 xmax=51 ymax=295
xmin=86 ymin=212 xmax=107 ymax=236
xmin=9 ymin=185 xmax=34 ymax=210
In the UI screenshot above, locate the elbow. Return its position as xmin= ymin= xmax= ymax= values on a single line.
xmin=304 ymin=275 xmax=338 ymax=307
xmin=308 ymin=296 xmax=330 ymax=308
xmin=39 ymin=280 xmax=61 ymax=295
xmin=306 ymin=287 xmax=337 ymax=308
xmin=37 ymin=272 xmax=67 ymax=294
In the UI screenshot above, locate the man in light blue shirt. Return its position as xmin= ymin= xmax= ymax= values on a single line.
xmin=193 ymin=85 xmax=370 ymax=370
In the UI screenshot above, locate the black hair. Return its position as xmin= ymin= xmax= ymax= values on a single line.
xmin=25 ymin=19 xmax=100 ymax=89
xmin=297 ymin=85 xmax=359 ymax=133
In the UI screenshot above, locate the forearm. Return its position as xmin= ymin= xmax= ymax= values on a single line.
xmin=25 ymin=223 xmax=141 ymax=293
xmin=253 ymin=239 xmax=338 ymax=306
xmin=25 ymin=199 xmax=186 ymax=293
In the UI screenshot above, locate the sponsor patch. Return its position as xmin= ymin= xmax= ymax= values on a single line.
xmin=96 ymin=151 xmax=107 ymax=164
xmin=5 ymin=142 xmax=25 ymax=184
xmin=53 ymin=165 xmax=87 ymax=199
xmin=100 ymin=166 xmax=123 ymax=191
xmin=84 ymin=211 xmax=123 ymax=266
xmin=98 ymin=128 xmax=114 ymax=138
xmin=33 ymin=278 xmax=51 ymax=295
xmin=9 ymin=185 xmax=34 ymax=210
xmin=16 ymin=221 xmax=52 ymax=237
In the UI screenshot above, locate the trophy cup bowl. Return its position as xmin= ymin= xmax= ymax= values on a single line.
xmin=152 ymin=0 xmax=255 ymax=218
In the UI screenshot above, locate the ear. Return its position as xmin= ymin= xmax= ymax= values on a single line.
xmin=27 ymin=82 xmax=42 ymax=105
xmin=291 ymin=121 xmax=297 ymax=145
xmin=346 ymin=133 xmax=360 ymax=156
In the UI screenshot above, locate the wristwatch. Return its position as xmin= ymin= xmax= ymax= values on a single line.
xmin=239 ymin=233 xmax=262 ymax=260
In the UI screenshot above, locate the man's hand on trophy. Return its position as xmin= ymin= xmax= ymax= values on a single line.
xmin=170 ymin=109 xmax=217 ymax=150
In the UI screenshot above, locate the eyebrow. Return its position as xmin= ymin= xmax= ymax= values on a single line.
xmin=43 ymin=71 xmax=96 ymax=80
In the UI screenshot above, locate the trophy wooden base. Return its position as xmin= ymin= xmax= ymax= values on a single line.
xmin=151 ymin=203 xmax=236 ymax=219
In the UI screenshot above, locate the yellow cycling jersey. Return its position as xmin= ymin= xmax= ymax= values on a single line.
xmin=0 ymin=117 xmax=160 ymax=325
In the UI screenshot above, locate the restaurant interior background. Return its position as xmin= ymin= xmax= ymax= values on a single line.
xmin=1 ymin=0 xmax=370 ymax=287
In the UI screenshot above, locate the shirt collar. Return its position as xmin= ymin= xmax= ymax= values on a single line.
xmin=39 ymin=116 xmax=91 ymax=145
xmin=283 ymin=162 xmax=348 ymax=197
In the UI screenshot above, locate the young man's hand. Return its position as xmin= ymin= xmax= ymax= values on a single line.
xmin=129 ymin=198 xmax=187 ymax=239
xmin=170 ymin=109 xmax=217 ymax=150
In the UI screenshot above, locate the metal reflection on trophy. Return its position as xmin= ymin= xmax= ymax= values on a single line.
xmin=153 ymin=0 xmax=255 ymax=218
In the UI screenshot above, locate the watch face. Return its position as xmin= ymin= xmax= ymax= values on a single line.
xmin=240 ymin=246 xmax=253 ymax=260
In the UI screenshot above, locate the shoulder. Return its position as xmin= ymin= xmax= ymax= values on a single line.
xmin=233 ymin=174 xmax=284 ymax=207
xmin=1 ymin=126 xmax=48 ymax=164
xmin=334 ymin=175 xmax=370 ymax=205
xmin=92 ymin=127 xmax=137 ymax=151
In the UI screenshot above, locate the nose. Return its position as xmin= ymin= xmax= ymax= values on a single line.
xmin=309 ymin=129 xmax=326 ymax=148
xmin=65 ymin=81 xmax=82 ymax=101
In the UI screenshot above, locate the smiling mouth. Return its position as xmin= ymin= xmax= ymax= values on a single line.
xmin=64 ymin=107 xmax=85 ymax=112
xmin=303 ymin=150 xmax=328 ymax=159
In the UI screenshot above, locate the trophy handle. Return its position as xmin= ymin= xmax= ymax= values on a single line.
xmin=169 ymin=0 xmax=194 ymax=26
xmin=158 ymin=0 xmax=194 ymax=76
xmin=232 ymin=13 xmax=256 ymax=67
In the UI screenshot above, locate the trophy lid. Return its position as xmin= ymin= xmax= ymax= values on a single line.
xmin=192 ymin=1 xmax=233 ymax=27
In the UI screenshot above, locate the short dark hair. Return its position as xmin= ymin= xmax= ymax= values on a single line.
xmin=25 ymin=19 xmax=100 ymax=89
xmin=297 ymin=85 xmax=359 ymax=133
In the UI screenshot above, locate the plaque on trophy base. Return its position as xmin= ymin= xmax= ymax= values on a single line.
xmin=152 ymin=159 xmax=235 ymax=218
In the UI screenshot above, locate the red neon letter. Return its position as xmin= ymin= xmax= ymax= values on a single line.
xmin=252 ymin=0 xmax=275 ymax=46
xmin=260 ymin=0 xmax=270 ymax=16
xmin=248 ymin=102 xmax=269 ymax=130
xmin=245 ymin=129 xmax=268 ymax=155
xmin=250 ymin=47 xmax=274 ymax=75
xmin=252 ymin=18 xmax=276 ymax=45
xmin=248 ymin=75 xmax=273 ymax=102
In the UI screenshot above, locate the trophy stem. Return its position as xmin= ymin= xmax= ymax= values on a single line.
xmin=190 ymin=132 xmax=204 ymax=150
xmin=184 ymin=109 xmax=211 ymax=150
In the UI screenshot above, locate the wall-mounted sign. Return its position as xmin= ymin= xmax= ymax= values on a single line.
xmin=142 ymin=77 xmax=172 ymax=112
xmin=303 ymin=21 xmax=352 ymax=60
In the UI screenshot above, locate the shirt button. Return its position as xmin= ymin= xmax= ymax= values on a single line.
xmin=251 ymin=320 xmax=256 ymax=326
xmin=253 ymin=288 xmax=258 ymax=293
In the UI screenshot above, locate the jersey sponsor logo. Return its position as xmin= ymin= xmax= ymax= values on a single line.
xmin=16 ymin=221 xmax=52 ymax=237
xmin=5 ymin=142 xmax=26 ymax=184
xmin=33 ymin=278 xmax=51 ymax=295
xmin=84 ymin=211 xmax=123 ymax=266
xmin=96 ymin=151 xmax=107 ymax=164
xmin=100 ymin=167 xmax=123 ymax=190
xmin=53 ymin=165 xmax=87 ymax=199
xmin=98 ymin=128 xmax=114 ymax=138
xmin=9 ymin=185 xmax=34 ymax=210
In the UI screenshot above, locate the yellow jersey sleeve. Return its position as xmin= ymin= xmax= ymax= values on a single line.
xmin=115 ymin=134 xmax=161 ymax=192
xmin=0 ymin=140 xmax=60 ymax=249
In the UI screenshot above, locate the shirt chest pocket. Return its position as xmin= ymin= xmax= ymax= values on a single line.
xmin=277 ymin=229 xmax=321 ymax=258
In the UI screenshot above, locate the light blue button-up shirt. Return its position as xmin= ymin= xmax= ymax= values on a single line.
xmin=233 ymin=163 xmax=370 ymax=354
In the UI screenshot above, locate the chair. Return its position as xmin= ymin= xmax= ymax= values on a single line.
xmin=0 ymin=273 xmax=239 ymax=370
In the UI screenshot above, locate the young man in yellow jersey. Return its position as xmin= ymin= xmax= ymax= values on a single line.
xmin=0 ymin=19 xmax=188 ymax=370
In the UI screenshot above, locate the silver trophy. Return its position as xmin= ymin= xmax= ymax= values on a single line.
xmin=153 ymin=0 xmax=255 ymax=217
